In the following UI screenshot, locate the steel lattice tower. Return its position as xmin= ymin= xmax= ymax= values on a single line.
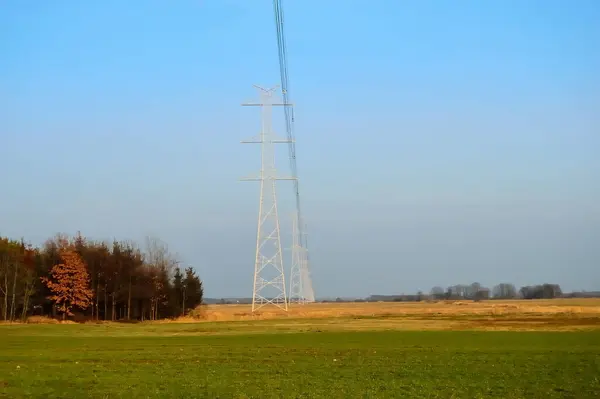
xmin=289 ymin=212 xmax=315 ymax=304
xmin=288 ymin=212 xmax=304 ymax=304
xmin=241 ymin=85 xmax=294 ymax=312
xmin=300 ymin=227 xmax=315 ymax=303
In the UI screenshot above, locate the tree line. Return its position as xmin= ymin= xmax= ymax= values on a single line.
xmin=0 ymin=233 xmax=203 ymax=322
xmin=362 ymin=282 xmax=566 ymax=303
xmin=428 ymin=282 xmax=563 ymax=301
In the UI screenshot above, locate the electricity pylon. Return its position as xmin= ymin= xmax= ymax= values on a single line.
xmin=301 ymin=250 xmax=315 ymax=303
xmin=288 ymin=212 xmax=304 ymax=304
xmin=240 ymin=85 xmax=294 ymax=312
xmin=289 ymin=212 xmax=315 ymax=304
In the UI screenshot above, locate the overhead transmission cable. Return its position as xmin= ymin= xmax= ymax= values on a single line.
xmin=273 ymin=0 xmax=314 ymax=301
xmin=272 ymin=0 xmax=306 ymax=249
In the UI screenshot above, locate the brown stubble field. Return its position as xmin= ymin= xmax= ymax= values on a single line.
xmin=156 ymin=298 xmax=600 ymax=334
xmin=3 ymin=298 xmax=599 ymax=334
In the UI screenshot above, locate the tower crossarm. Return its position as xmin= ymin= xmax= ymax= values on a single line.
xmin=241 ymin=103 xmax=293 ymax=107
xmin=240 ymin=138 xmax=294 ymax=144
xmin=239 ymin=176 xmax=296 ymax=181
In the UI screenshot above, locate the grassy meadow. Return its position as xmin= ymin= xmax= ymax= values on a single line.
xmin=1 ymin=299 xmax=599 ymax=398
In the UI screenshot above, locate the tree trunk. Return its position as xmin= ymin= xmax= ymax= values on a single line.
xmin=182 ymin=289 xmax=186 ymax=317
xmin=3 ymin=272 xmax=8 ymax=321
xmin=90 ymin=263 xmax=96 ymax=320
xmin=90 ymin=274 xmax=94 ymax=319
xmin=127 ymin=277 xmax=132 ymax=320
xmin=111 ymin=293 xmax=116 ymax=321
xmin=95 ymin=278 xmax=100 ymax=320
xmin=21 ymin=283 xmax=31 ymax=320
xmin=10 ymin=262 xmax=18 ymax=321
xmin=104 ymin=287 xmax=108 ymax=321
xmin=21 ymin=293 xmax=29 ymax=320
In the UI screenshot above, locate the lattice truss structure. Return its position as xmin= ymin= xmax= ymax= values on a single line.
xmin=240 ymin=85 xmax=294 ymax=312
xmin=289 ymin=212 xmax=315 ymax=304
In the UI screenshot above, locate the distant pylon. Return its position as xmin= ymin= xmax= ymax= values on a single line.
xmin=289 ymin=212 xmax=315 ymax=304
xmin=288 ymin=212 xmax=304 ymax=304
xmin=240 ymin=85 xmax=295 ymax=312
xmin=299 ymin=216 xmax=315 ymax=303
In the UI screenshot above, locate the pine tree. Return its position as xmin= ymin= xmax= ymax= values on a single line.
xmin=183 ymin=267 xmax=203 ymax=312
xmin=172 ymin=267 xmax=184 ymax=316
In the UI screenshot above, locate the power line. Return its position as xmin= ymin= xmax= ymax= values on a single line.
xmin=272 ymin=0 xmax=315 ymax=302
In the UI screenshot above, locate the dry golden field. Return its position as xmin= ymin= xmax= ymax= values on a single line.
xmin=201 ymin=298 xmax=600 ymax=319
xmin=3 ymin=298 xmax=599 ymax=333
xmin=175 ymin=298 xmax=600 ymax=333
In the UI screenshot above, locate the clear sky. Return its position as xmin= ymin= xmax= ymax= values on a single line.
xmin=1 ymin=0 xmax=599 ymax=298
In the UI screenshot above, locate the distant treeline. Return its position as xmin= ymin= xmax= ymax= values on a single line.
xmin=0 ymin=233 xmax=203 ymax=322
xmin=430 ymin=282 xmax=565 ymax=301
xmin=206 ymin=282 xmax=599 ymax=305
xmin=342 ymin=283 xmax=597 ymax=303
xmin=210 ymin=284 xmax=599 ymax=305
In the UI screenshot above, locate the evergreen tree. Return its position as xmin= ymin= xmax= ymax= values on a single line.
xmin=183 ymin=267 xmax=203 ymax=314
xmin=172 ymin=267 xmax=184 ymax=316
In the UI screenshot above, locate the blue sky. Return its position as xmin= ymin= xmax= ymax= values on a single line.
xmin=1 ymin=0 xmax=599 ymax=297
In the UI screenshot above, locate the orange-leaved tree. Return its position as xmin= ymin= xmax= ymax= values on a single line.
xmin=41 ymin=241 xmax=93 ymax=320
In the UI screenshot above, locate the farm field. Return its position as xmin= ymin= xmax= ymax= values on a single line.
xmin=194 ymin=299 xmax=600 ymax=331
xmin=1 ymin=299 xmax=600 ymax=398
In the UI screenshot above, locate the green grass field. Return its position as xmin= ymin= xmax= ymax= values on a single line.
xmin=1 ymin=322 xmax=599 ymax=398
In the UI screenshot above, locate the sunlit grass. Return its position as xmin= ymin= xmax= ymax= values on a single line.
xmin=1 ymin=326 xmax=599 ymax=398
xmin=1 ymin=300 xmax=599 ymax=397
